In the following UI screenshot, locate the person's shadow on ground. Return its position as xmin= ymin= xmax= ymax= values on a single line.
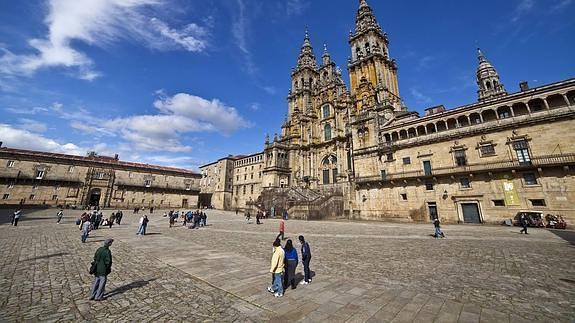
xmin=104 ymin=278 xmax=157 ymax=299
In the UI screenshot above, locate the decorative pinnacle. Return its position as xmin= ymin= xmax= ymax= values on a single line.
xmin=477 ymin=48 xmax=487 ymax=63
xmin=359 ymin=0 xmax=369 ymax=8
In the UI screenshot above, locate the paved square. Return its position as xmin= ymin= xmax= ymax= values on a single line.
xmin=0 ymin=208 xmax=574 ymax=322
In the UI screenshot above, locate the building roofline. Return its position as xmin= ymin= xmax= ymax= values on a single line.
xmin=0 ymin=146 xmax=199 ymax=176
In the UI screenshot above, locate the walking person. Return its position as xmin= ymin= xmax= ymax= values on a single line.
xmin=12 ymin=209 xmax=22 ymax=226
xmin=256 ymin=212 xmax=261 ymax=225
xmin=519 ymin=213 xmax=529 ymax=234
xmin=268 ymin=239 xmax=285 ymax=297
xmin=433 ymin=217 xmax=446 ymax=238
xmin=57 ymin=209 xmax=64 ymax=224
xmin=283 ymin=239 xmax=298 ymax=290
xmin=89 ymin=239 xmax=113 ymax=301
xmin=137 ymin=215 xmax=146 ymax=235
xmin=299 ymin=235 xmax=312 ymax=284
xmin=276 ymin=219 xmax=285 ymax=240
xmin=141 ymin=215 xmax=149 ymax=235
xmin=81 ymin=220 xmax=92 ymax=243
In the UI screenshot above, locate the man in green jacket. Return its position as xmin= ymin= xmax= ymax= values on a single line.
xmin=89 ymin=239 xmax=113 ymax=301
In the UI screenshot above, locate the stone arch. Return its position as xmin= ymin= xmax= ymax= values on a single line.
xmin=469 ymin=112 xmax=482 ymax=124
xmin=481 ymin=109 xmax=497 ymax=122
xmin=512 ymin=102 xmax=529 ymax=116
xmin=407 ymin=127 xmax=417 ymax=138
xmin=528 ymin=98 xmax=546 ymax=113
xmin=567 ymin=90 xmax=575 ymax=105
xmin=546 ymin=94 xmax=568 ymax=109
xmin=384 ymin=133 xmax=391 ymax=142
xmin=426 ymin=123 xmax=436 ymax=134
xmin=416 ymin=125 xmax=426 ymax=136
xmin=391 ymin=131 xmax=399 ymax=141
xmin=436 ymin=121 xmax=447 ymax=132
xmin=446 ymin=118 xmax=457 ymax=129
xmin=399 ymin=129 xmax=408 ymax=140
xmin=321 ymin=155 xmax=338 ymax=185
xmin=457 ymin=115 xmax=469 ymax=127
xmin=497 ymin=106 xmax=512 ymax=119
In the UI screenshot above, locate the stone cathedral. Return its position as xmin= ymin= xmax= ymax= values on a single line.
xmin=200 ymin=0 xmax=575 ymax=224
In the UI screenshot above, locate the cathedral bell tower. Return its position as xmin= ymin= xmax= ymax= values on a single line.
xmin=476 ymin=48 xmax=507 ymax=101
xmin=348 ymin=0 xmax=401 ymax=111
xmin=288 ymin=30 xmax=319 ymax=120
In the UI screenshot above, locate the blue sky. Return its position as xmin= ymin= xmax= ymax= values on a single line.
xmin=0 ymin=0 xmax=574 ymax=170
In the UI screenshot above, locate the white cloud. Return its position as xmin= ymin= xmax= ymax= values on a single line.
xmin=152 ymin=93 xmax=252 ymax=134
xmin=18 ymin=118 xmax=48 ymax=133
xmin=232 ymin=0 xmax=257 ymax=76
xmin=410 ymin=88 xmax=432 ymax=105
xmin=4 ymin=106 xmax=49 ymax=115
xmin=286 ymin=0 xmax=310 ymax=16
xmin=0 ymin=0 xmax=210 ymax=80
xmin=0 ymin=123 xmax=86 ymax=155
xmin=511 ymin=0 xmax=535 ymax=23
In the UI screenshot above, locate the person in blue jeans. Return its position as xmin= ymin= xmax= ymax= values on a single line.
xmin=298 ymin=235 xmax=312 ymax=284
xmin=268 ymin=239 xmax=285 ymax=297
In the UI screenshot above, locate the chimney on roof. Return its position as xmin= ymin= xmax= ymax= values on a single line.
xmin=114 ymin=154 xmax=119 ymax=160
xmin=519 ymin=81 xmax=529 ymax=92
xmin=424 ymin=105 xmax=446 ymax=116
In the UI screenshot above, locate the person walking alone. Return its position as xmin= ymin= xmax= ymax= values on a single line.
xmin=276 ymin=219 xmax=285 ymax=240
xmin=12 ymin=209 xmax=22 ymax=226
xmin=299 ymin=235 xmax=312 ymax=284
xmin=519 ymin=213 xmax=529 ymax=234
xmin=89 ymin=239 xmax=113 ymax=301
xmin=268 ymin=239 xmax=285 ymax=297
xmin=433 ymin=217 xmax=446 ymax=238
xmin=283 ymin=239 xmax=298 ymax=290
xmin=81 ymin=220 xmax=92 ymax=243
xmin=57 ymin=209 xmax=64 ymax=224
xmin=137 ymin=215 xmax=146 ymax=235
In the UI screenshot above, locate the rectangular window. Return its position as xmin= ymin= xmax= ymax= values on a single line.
xmin=332 ymin=168 xmax=338 ymax=184
xmin=530 ymin=199 xmax=546 ymax=207
xmin=402 ymin=157 xmax=411 ymax=165
xmin=244 ymin=174 xmax=247 ymax=180
xmin=460 ymin=177 xmax=471 ymax=188
xmin=423 ymin=161 xmax=432 ymax=176
xmin=512 ymin=140 xmax=531 ymax=165
xmin=35 ymin=170 xmax=45 ymax=179
xmin=380 ymin=170 xmax=386 ymax=180
xmin=96 ymin=172 xmax=105 ymax=179
xmin=7 ymin=160 xmax=15 ymax=167
xmin=2 ymin=194 xmax=9 ymax=200
xmin=29 ymin=194 xmax=35 ymax=200
xmin=454 ymin=150 xmax=467 ymax=166
xmin=523 ymin=173 xmax=538 ymax=185
xmin=479 ymin=144 xmax=496 ymax=156
xmin=492 ymin=199 xmax=505 ymax=207
xmin=243 ymin=186 xmax=246 ymax=195
xmin=400 ymin=193 xmax=407 ymax=201
xmin=424 ymin=180 xmax=434 ymax=191
xmin=250 ymin=185 xmax=254 ymax=194
xmin=251 ymin=173 xmax=253 ymax=179
xmin=52 ymin=195 xmax=58 ymax=200
xmin=386 ymin=153 xmax=394 ymax=161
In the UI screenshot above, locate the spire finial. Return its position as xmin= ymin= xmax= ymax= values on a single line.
xmin=359 ymin=0 xmax=369 ymax=8
xmin=477 ymin=47 xmax=487 ymax=63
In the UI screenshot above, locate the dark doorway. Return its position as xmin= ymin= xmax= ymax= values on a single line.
xmin=198 ymin=194 xmax=212 ymax=208
xmin=182 ymin=198 xmax=189 ymax=208
xmin=89 ymin=189 xmax=101 ymax=207
xmin=427 ymin=202 xmax=438 ymax=221
xmin=461 ymin=203 xmax=481 ymax=223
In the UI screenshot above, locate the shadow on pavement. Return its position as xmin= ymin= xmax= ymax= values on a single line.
xmin=104 ymin=278 xmax=158 ymax=299
xmin=21 ymin=252 xmax=69 ymax=262
xmin=550 ymin=229 xmax=575 ymax=246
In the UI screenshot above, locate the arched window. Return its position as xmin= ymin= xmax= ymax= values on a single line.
xmin=486 ymin=81 xmax=492 ymax=90
xmin=322 ymin=105 xmax=330 ymax=118
xmin=365 ymin=42 xmax=370 ymax=54
xmin=324 ymin=124 xmax=332 ymax=141
xmin=321 ymin=155 xmax=338 ymax=185
xmin=323 ymin=71 xmax=328 ymax=81
xmin=493 ymin=80 xmax=498 ymax=87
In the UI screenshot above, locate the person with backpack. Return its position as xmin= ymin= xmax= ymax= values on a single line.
xmin=89 ymin=239 xmax=113 ymax=301
xmin=283 ymin=239 xmax=298 ymax=290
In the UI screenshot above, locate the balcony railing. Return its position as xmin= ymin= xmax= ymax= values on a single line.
xmin=355 ymin=153 xmax=575 ymax=184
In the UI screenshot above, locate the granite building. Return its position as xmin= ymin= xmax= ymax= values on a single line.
xmin=0 ymin=147 xmax=201 ymax=209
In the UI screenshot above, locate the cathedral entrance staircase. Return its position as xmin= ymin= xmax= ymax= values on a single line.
xmin=255 ymin=186 xmax=344 ymax=220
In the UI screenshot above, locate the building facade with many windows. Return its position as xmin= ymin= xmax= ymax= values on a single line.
xmin=199 ymin=0 xmax=575 ymax=224
xmin=0 ymin=147 xmax=201 ymax=209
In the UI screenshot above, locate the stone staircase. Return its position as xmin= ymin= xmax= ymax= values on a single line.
xmin=256 ymin=187 xmax=344 ymax=220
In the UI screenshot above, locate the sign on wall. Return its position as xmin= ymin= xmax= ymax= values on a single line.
xmin=503 ymin=179 xmax=520 ymax=206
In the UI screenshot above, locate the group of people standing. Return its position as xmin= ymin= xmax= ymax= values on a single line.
xmin=76 ymin=210 xmax=124 ymax=243
xmin=268 ymin=235 xmax=312 ymax=297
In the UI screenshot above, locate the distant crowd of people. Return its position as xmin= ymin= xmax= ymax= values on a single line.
xmin=165 ymin=210 xmax=208 ymax=229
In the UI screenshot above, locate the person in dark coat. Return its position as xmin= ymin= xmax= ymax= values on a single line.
xmin=89 ymin=239 xmax=113 ymax=301
xmin=299 ymin=235 xmax=312 ymax=284
xmin=283 ymin=239 xmax=298 ymax=290
xmin=519 ymin=213 xmax=529 ymax=234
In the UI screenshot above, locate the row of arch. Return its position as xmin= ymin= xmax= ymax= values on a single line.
xmin=382 ymin=91 xmax=575 ymax=142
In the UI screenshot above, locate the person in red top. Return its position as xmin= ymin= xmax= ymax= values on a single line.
xmin=276 ymin=219 xmax=285 ymax=240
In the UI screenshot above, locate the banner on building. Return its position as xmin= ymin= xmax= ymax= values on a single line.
xmin=503 ymin=180 xmax=520 ymax=206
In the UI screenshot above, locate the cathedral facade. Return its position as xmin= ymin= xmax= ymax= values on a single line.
xmin=201 ymin=0 xmax=575 ymax=223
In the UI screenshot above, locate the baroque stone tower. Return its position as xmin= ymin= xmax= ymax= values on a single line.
xmin=348 ymin=0 xmax=402 ymax=111
xmin=476 ymin=48 xmax=507 ymax=101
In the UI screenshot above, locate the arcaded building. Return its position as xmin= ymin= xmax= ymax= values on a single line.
xmin=198 ymin=0 xmax=575 ymax=224
xmin=0 ymin=147 xmax=201 ymax=209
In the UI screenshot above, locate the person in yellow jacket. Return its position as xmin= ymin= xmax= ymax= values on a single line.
xmin=268 ymin=239 xmax=285 ymax=297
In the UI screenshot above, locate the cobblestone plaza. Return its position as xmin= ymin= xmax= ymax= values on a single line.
xmin=0 ymin=208 xmax=573 ymax=322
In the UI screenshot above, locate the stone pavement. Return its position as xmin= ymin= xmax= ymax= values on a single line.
xmin=0 ymin=208 xmax=574 ymax=322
